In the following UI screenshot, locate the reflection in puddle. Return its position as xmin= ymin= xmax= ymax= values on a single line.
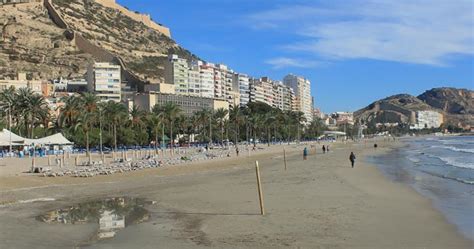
xmin=37 ymin=197 xmax=151 ymax=241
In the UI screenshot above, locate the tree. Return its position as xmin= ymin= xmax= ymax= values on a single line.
xmin=214 ymin=108 xmax=228 ymax=147
xmin=161 ymin=102 xmax=182 ymax=151
xmin=103 ymin=101 xmax=127 ymax=151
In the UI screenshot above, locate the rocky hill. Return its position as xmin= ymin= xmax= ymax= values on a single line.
xmin=355 ymin=88 xmax=474 ymax=128
xmin=0 ymin=3 xmax=94 ymax=80
xmin=0 ymin=0 xmax=198 ymax=82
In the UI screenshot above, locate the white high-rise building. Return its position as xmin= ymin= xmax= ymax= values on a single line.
xmin=283 ymin=74 xmax=313 ymax=123
xmin=198 ymin=62 xmax=215 ymax=99
xmin=213 ymin=64 xmax=228 ymax=100
xmin=232 ymin=73 xmax=250 ymax=107
xmin=87 ymin=62 xmax=121 ymax=102
xmin=187 ymin=62 xmax=201 ymax=97
xmin=165 ymin=54 xmax=189 ymax=95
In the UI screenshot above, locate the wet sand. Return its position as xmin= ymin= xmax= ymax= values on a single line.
xmin=0 ymin=142 xmax=471 ymax=248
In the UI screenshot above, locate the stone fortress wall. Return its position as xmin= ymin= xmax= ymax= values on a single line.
xmin=94 ymin=0 xmax=171 ymax=37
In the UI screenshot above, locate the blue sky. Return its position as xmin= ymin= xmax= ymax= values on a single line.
xmin=119 ymin=0 xmax=473 ymax=113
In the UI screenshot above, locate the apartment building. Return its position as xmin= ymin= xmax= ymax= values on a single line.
xmin=410 ymin=111 xmax=444 ymax=130
xmin=273 ymin=81 xmax=294 ymax=112
xmin=199 ymin=62 xmax=215 ymax=99
xmin=165 ymin=54 xmax=189 ymax=95
xmin=133 ymin=93 xmax=229 ymax=117
xmin=213 ymin=64 xmax=228 ymax=100
xmin=187 ymin=62 xmax=201 ymax=97
xmin=283 ymin=74 xmax=313 ymax=123
xmin=249 ymin=77 xmax=275 ymax=107
xmin=232 ymin=73 xmax=250 ymax=107
xmin=87 ymin=62 xmax=121 ymax=102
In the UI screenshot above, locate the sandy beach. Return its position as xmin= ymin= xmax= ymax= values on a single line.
xmin=0 ymin=141 xmax=471 ymax=248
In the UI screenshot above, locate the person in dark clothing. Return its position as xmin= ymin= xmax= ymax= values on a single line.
xmin=236 ymin=147 xmax=240 ymax=157
xmin=374 ymin=143 xmax=378 ymax=149
xmin=322 ymin=145 xmax=326 ymax=154
xmin=349 ymin=152 xmax=356 ymax=168
xmin=303 ymin=147 xmax=308 ymax=160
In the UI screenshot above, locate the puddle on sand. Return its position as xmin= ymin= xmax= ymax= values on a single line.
xmin=36 ymin=197 xmax=153 ymax=241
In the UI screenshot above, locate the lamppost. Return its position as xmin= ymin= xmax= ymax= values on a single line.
xmin=99 ymin=109 xmax=103 ymax=155
xmin=8 ymin=102 xmax=11 ymax=154
xmin=1 ymin=103 xmax=12 ymax=155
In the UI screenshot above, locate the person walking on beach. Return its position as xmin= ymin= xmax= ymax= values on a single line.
xmin=349 ymin=152 xmax=356 ymax=168
xmin=327 ymin=145 xmax=330 ymax=153
xmin=236 ymin=146 xmax=240 ymax=157
xmin=303 ymin=147 xmax=308 ymax=160
xmin=322 ymin=145 xmax=326 ymax=154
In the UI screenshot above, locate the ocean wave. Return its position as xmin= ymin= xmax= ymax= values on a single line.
xmin=419 ymin=169 xmax=474 ymax=185
xmin=437 ymin=157 xmax=474 ymax=170
xmin=407 ymin=156 xmax=421 ymax=164
xmin=431 ymin=145 xmax=474 ymax=154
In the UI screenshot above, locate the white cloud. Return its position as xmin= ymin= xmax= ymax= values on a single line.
xmin=248 ymin=0 xmax=474 ymax=66
xmin=265 ymin=57 xmax=323 ymax=69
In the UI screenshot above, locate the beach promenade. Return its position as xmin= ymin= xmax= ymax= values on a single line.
xmin=0 ymin=141 xmax=471 ymax=248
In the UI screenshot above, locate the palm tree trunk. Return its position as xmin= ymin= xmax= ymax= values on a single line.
xmin=155 ymin=128 xmax=159 ymax=153
xmin=114 ymin=124 xmax=117 ymax=151
xmin=170 ymin=121 xmax=173 ymax=153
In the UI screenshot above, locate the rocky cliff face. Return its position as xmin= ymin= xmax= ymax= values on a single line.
xmin=0 ymin=0 xmax=197 ymax=82
xmin=418 ymin=88 xmax=473 ymax=115
xmin=0 ymin=3 xmax=94 ymax=80
xmin=355 ymin=88 xmax=474 ymax=128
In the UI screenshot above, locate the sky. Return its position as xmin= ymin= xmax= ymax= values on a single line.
xmin=118 ymin=0 xmax=473 ymax=113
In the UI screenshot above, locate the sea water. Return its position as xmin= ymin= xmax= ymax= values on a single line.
xmin=368 ymin=136 xmax=474 ymax=241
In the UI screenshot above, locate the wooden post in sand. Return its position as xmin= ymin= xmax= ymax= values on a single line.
xmin=31 ymin=157 xmax=36 ymax=173
xmin=283 ymin=148 xmax=287 ymax=171
xmin=255 ymin=161 xmax=265 ymax=215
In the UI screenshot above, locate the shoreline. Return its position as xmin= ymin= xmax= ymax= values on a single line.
xmin=0 ymin=141 xmax=472 ymax=248
xmin=369 ymin=137 xmax=474 ymax=242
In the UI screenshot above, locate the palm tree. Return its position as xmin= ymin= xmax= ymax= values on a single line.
xmin=75 ymin=93 xmax=99 ymax=161
xmin=104 ymin=101 xmax=127 ymax=151
xmin=292 ymin=111 xmax=307 ymax=142
xmin=59 ymin=95 xmax=82 ymax=128
xmin=149 ymin=105 xmax=164 ymax=152
xmin=162 ymin=103 xmax=182 ymax=151
xmin=229 ymin=106 xmax=244 ymax=144
xmin=214 ymin=108 xmax=228 ymax=147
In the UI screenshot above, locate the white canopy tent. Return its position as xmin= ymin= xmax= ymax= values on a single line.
xmin=0 ymin=129 xmax=24 ymax=146
xmin=0 ymin=129 xmax=73 ymax=147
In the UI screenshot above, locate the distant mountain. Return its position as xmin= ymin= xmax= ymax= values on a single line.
xmin=355 ymin=88 xmax=474 ymax=128
xmin=418 ymin=88 xmax=473 ymax=115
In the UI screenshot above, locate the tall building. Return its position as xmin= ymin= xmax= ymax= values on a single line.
xmin=165 ymin=54 xmax=189 ymax=95
xmin=199 ymin=62 xmax=215 ymax=99
xmin=283 ymin=74 xmax=313 ymax=123
xmin=187 ymin=62 xmax=201 ymax=97
xmin=249 ymin=77 xmax=273 ymax=106
xmin=213 ymin=64 xmax=228 ymax=100
xmin=232 ymin=73 xmax=250 ymax=107
xmin=87 ymin=62 xmax=121 ymax=102
xmin=273 ymin=81 xmax=294 ymax=112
